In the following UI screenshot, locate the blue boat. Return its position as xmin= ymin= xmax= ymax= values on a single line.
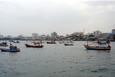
xmin=0 ymin=46 xmax=20 ymax=52
xmin=0 ymin=42 xmax=8 ymax=46
xmin=84 ymin=39 xmax=111 ymax=50
xmin=84 ymin=44 xmax=111 ymax=50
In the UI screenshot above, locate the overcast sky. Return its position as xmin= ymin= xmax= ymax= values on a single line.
xmin=0 ymin=0 xmax=115 ymax=36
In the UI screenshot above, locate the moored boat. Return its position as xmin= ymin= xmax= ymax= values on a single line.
xmin=64 ymin=40 xmax=74 ymax=46
xmin=0 ymin=48 xmax=20 ymax=52
xmin=25 ymin=44 xmax=43 ymax=48
xmin=25 ymin=41 xmax=43 ymax=48
xmin=84 ymin=44 xmax=111 ymax=50
xmin=84 ymin=39 xmax=111 ymax=50
xmin=47 ymin=41 xmax=56 ymax=44
xmin=0 ymin=42 xmax=8 ymax=46
xmin=0 ymin=44 xmax=20 ymax=52
xmin=13 ymin=41 xmax=20 ymax=43
xmin=64 ymin=43 xmax=73 ymax=46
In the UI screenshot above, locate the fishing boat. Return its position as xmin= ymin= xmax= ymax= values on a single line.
xmin=0 ymin=42 xmax=8 ymax=46
xmin=64 ymin=43 xmax=73 ymax=46
xmin=84 ymin=39 xmax=111 ymax=50
xmin=0 ymin=48 xmax=20 ymax=52
xmin=64 ymin=40 xmax=74 ymax=46
xmin=13 ymin=41 xmax=20 ymax=43
xmin=25 ymin=44 xmax=43 ymax=48
xmin=25 ymin=41 xmax=43 ymax=48
xmin=0 ymin=45 xmax=20 ymax=52
xmin=47 ymin=41 xmax=56 ymax=44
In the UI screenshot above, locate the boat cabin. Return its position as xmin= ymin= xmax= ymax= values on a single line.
xmin=10 ymin=46 xmax=17 ymax=50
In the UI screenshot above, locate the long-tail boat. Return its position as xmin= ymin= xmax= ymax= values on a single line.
xmin=84 ymin=39 xmax=111 ymax=50
xmin=0 ymin=44 xmax=20 ymax=52
xmin=25 ymin=41 xmax=43 ymax=48
xmin=25 ymin=44 xmax=43 ymax=48
xmin=0 ymin=48 xmax=20 ymax=52
xmin=0 ymin=42 xmax=8 ymax=46
xmin=47 ymin=41 xmax=56 ymax=44
xmin=64 ymin=40 xmax=74 ymax=46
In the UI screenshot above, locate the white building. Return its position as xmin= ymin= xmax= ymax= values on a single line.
xmin=32 ymin=33 xmax=38 ymax=37
xmin=32 ymin=33 xmax=38 ymax=39
xmin=17 ymin=35 xmax=24 ymax=39
xmin=93 ymin=30 xmax=102 ymax=38
xmin=6 ymin=35 xmax=12 ymax=38
xmin=0 ymin=34 xmax=3 ymax=38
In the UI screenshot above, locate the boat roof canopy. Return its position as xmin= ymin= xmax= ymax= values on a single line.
xmin=99 ymin=43 xmax=107 ymax=45
xmin=110 ymin=33 xmax=115 ymax=34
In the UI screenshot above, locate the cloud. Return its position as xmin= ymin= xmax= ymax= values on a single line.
xmin=0 ymin=1 xmax=115 ymax=36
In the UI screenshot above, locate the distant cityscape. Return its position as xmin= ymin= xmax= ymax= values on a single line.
xmin=0 ymin=29 xmax=115 ymax=41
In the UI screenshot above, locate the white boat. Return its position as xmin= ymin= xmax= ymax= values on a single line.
xmin=64 ymin=40 xmax=74 ymax=46
xmin=64 ymin=43 xmax=73 ymax=46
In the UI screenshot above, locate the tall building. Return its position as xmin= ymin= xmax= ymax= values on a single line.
xmin=6 ymin=35 xmax=12 ymax=38
xmin=112 ymin=29 xmax=115 ymax=33
xmin=17 ymin=35 xmax=24 ymax=39
xmin=32 ymin=33 xmax=38 ymax=37
xmin=51 ymin=32 xmax=58 ymax=38
xmin=0 ymin=34 xmax=3 ymax=38
xmin=110 ymin=29 xmax=115 ymax=41
xmin=93 ymin=30 xmax=102 ymax=38
xmin=32 ymin=33 xmax=38 ymax=39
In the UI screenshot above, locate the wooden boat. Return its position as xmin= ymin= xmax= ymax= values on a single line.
xmin=84 ymin=39 xmax=111 ymax=50
xmin=13 ymin=41 xmax=20 ymax=43
xmin=0 ymin=48 xmax=20 ymax=52
xmin=64 ymin=40 xmax=74 ymax=46
xmin=47 ymin=41 xmax=56 ymax=44
xmin=0 ymin=44 xmax=8 ymax=46
xmin=9 ymin=40 xmax=20 ymax=43
xmin=64 ymin=43 xmax=73 ymax=46
xmin=25 ymin=41 xmax=43 ymax=48
xmin=0 ymin=42 xmax=8 ymax=46
xmin=25 ymin=44 xmax=43 ymax=48
xmin=84 ymin=45 xmax=111 ymax=50
xmin=0 ymin=46 xmax=20 ymax=52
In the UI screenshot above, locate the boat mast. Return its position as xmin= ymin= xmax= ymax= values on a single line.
xmin=87 ymin=40 xmax=88 ymax=45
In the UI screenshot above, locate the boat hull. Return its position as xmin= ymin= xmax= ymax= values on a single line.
xmin=0 ymin=44 xmax=8 ymax=47
xmin=0 ymin=48 xmax=20 ymax=52
xmin=13 ymin=41 xmax=20 ymax=43
xmin=25 ymin=44 xmax=43 ymax=48
xmin=84 ymin=45 xmax=111 ymax=50
xmin=0 ymin=45 xmax=8 ymax=47
xmin=64 ymin=44 xmax=73 ymax=46
xmin=47 ymin=42 xmax=56 ymax=44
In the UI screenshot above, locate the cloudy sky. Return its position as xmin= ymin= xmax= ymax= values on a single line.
xmin=0 ymin=0 xmax=115 ymax=36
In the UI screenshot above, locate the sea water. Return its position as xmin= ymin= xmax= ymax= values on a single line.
xmin=0 ymin=41 xmax=115 ymax=77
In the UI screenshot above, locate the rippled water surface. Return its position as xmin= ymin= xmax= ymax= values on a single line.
xmin=0 ymin=41 xmax=115 ymax=77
